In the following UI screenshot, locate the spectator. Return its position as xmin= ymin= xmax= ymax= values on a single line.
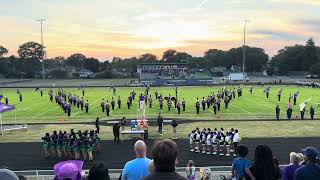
xmin=273 ymin=157 xmax=282 ymax=177
xmin=185 ymin=160 xmax=196 ymax=180
xmin=232 ymin=144 xmax=255 ymax=180
xmin=297 ymin=153 xmax=305 ymax=165
xmin=122 ymin=140 xmax=151 ymax=180
xmin=113 ymin=122 xmax=120 ymax=143
xmin=0 ymin=169 xmax=19 ymax=180
xmin=282 ymin=152 xmax=301 ymax=180
xmin=143 ymin=139 xmax=187 ymax=180
xmin=53 ymin=160 xmax=83 ymax=180
xmin=88 ymin=163 xmax=110 ymax=180
xmin=294 ymin=147 xmax=320 ymax=180
xmin=248 ymin=145 xmax=281 ymax=180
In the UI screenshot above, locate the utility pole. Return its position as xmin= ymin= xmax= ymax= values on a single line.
xmin=242 ymin=19 xmax=250 ymax=74
xmin=37 ymin=19 xmax=46 ymax=79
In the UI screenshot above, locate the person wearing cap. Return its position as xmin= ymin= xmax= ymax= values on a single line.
xmin=54 ymin=160 xmax=83 ymax=180
xmin=294 ymin=147 xmax=320 ymax=180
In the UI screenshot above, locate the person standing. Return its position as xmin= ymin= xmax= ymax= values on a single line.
xmin=117 ymin=96 xmax=121 ymax=109
xmin=201 ymin=97 xmax=206 ymax=111
xmin=232 ymin=130 xmax=239 ymax=157
xmin=67 ymin=103 xmax=71 ymax=116
xmin=213 ymin=103 xmax=217 ymax=114
xmin=157 ymin=113 xmax=163 ymax=135
xmin=113 ymin=122 xmax=120 ymax=143
xmin=127 ymin=97 xmax=131 ymax=109
xmin=159 ymin=97 xmax=163 ymax=110
xmin=40 ymin=89 xmax=43 ymax=97
xmin=85 ymin=100 xmax=89 ymax=113
xmin=106 ymin=101 xmax=110 ymax=116
xmin=310 ymin=106 xmax=315 ymax=120
xmin=182 ymin=98 xmax=186 ymax=112
xmin=294 ymin=147 xmax=320 ymax=180
xmin=111 ymin=97 xmax=115 ymax=110
xmin=5 ymin=97 xmax=8 ymax=105
xmin=196 ymin=98 xmax=200 ymax=114
xmin=148 ymin=95 xmax=152 ymax=108
xmin=300 ymin=107 xmax=305 ymax=120
xmin=282 ymin=152 xmax=301 ymax=180
xmin=82 ymin=89 xmax=85 ymax=96
xmin=95 ymin=117 xmax=100 ymax=133
xmin=277 ymin=89 xmax=282 ymax=102
xmin=276 ymin=105 xmax=280 ymax=120
xmin=121 ymin=117 xmax=126 ymax=131
xmin=171 ymin=120 xmax=178 ymax=140
xmin=19 ymin=93 xmax=22 ymax=102
xmin=293 ymin=92 xmax=299 ymax=106
xmin=185 ymin=160 xmax=196 ymax=180
xmin=122 ymin=140 xmax=151 ymax=180
xmin=176 ymin=101 xmax=181 ymax=114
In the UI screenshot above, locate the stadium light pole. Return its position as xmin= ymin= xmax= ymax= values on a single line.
xmin=37 ymin=19 xmax=46 ymax=79
xmin=242 ymin=19 xmax=250 ymax=74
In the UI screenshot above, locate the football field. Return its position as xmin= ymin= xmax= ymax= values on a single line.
xmin=1 ymin=85 xmax=319 ymax=124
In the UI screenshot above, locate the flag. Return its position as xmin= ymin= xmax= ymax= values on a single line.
xmin=288 ymin=93 xmax=293 ymax=108
xmin=278 ymin=88 xmax=283 ymax=95
xmin=294 ymin=91 xmax=299 ymax=98
xmin=299 ymin=97 xmax=312 ymax=111
xmin=0 ymin=95 xmax=3 ymax=101
xmin=35 ymin=87 xmax=40 ymax=91
xmin=263 ymin=87 xmax=271 ymax=94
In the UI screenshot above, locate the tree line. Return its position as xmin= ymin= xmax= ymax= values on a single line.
xmin=0 ymin=38 xmax=319 ymax=79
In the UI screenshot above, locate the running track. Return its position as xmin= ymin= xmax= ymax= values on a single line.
xmin=0 ymin=137 xmax=319 ymax=171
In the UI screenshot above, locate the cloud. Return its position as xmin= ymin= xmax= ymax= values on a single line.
xmin=251 ymin=30 xmax=307 ymax=41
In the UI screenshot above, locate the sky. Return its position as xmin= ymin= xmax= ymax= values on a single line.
xmin=1 ymin=0 xmax=320 ymax=60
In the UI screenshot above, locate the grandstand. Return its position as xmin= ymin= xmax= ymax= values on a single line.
xmin=137 ymin=63 xmax=213 ymax=86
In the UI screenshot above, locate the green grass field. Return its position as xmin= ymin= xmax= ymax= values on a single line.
xmin=1 ymin=85 xmax=320 ymax=124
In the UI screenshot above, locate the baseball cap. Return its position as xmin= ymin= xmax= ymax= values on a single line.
xmin=54 ymin=160 xmax=83 ymax=180
xmin=301 ymin=147 xmax=319 ymax=161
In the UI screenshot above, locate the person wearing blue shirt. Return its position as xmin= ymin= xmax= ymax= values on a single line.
xmin=122 ymin=140 xmax=151 ymax=180
xmin=232 ymin=144 xmax=255 ymax=180
xmin=294 ymin=147 xmax=320 ymax=180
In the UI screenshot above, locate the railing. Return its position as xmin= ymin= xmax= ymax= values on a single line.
xmin=13 ymin=165 xmax=287 ymax=180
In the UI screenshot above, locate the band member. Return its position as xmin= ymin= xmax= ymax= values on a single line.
xmin=293 ymin=92 xmax=299 ymax=105
xmin=40 ymin=89 xmax=43 ymax=97
xmin=113 ymin=87 xmax=116 ymax=95
xmin=19 ymin=93 xmax=22 ymax=102
xmin=232 ymin=129 xmax=239 ymax=157
xmin=67 ymin=103 xmax=71 ymax=116
xmin=80 ymin=98 xmax=84 ymax=110
xmin=85 ymin=100 xmax=89 ymax=113
xmin=82 ymin=89 xmax=85 ymax=96
xmin=213 ymin=103 xmax=217 ymax=114
xmin=287 ymin=106 xmax=292 ymax=120
xmin=111 ymin=97 xmax=115 ymax=110
xmin=182 ymin=98 xmax=186 ymax=111
xmin=106 ymin=101 xmax=110 ymax=116
xmin=277 ymin=89 xmax=282 ymax=102
xmin=127 ymin=97 xmax=131 ymax=109
xmin=206 ymin=97 xmax=210 ymax=109
xmin=249 ymin=87 xmax=253 ymax=94
xmin=176 ymin=101 xmax=181 ymax=114
xmin=148 ymin=95 xmax=152 ymax=108
xmin=139 ymin=93 xmax=145 ymax=109
xmin=101 ymin=98 xmax=105 ymax=112
xmin=225 ymin=132 xmax=231 ymax=156
xmin=76 ymin=96 xmax=80 ymax=108
xmin=195 ymin=129 xmax=201 ymax=153
xmin=155 ymin=90 xmax=158 ymax=99
xmin=159 ymin=97 xmax=163 ymax=109
xmin=5 ymin=97 xmax=8 ymax=105
xmin=167 ymin=99 xmax=172 ymax=111
xmin=201 ymin=97 xmax=206 ymax=111
xmin=310 ymin=105 xmax=315 ymax=120
xmin=171 ymin=120 xmax=178 ymax=140
xmin=196 ymin=98 xmax=200 ymax=114
xmin=266 ymin=90 xmax=269 ymax=98
xmin=224 ymin=97 xmax=229 ymax=109
xmin=217 ymin=98 xmax=221 ymax=111
xmin=211 ymin=131 xmax=217 ymax=155
xmin=206 ymin=131 xmax=212 ymax=154
xmin=175 ymin=86 xmax=178 ymax=95
xmin=189 ymin=130 xmax=196 ymax=152
xmin=132 ymin=90 xmax=136 ymax=100
xmin=201 ymin=129 xmax=207 ymax=154
xmin=117 ymin=96 xmax=121 ymax=109
xmin=157 ymin=113 xmax=163 ymax=135
xmin=300 ymin=107 xmax=305 ymax=120
xmin=275 ymin=105 xmax=280 ymax=120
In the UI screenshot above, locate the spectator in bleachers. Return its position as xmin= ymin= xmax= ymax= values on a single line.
xmin=122 ymin=140 xmax=151 ymax=180
xmin=282 ymin=152 xmax=301 ymax=180
xmin=248 ymin=145 xmax=281 ymax=180
xmin=231 ymin=144 xmax=255 ymax=180
xmin=294 ymin=147 xmax=320 ymax=180
xmin=88 ymin=163 xmax=110 ymax=180
xmin=143 ymin=139 xmax=187 ymax=180
xmin=53 ymin=160 xmax=83 ymax=180
xmin=185 ymin=160 xmax=196 ymax=180
xmin=0 ymin=168 xmax=19 ymax=180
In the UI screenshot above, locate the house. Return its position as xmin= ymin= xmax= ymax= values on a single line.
xmin=78 ymin=69 xmax=93 ymax=78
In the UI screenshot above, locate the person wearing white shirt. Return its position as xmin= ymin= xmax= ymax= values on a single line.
xmin=233 ymin=129 xmax=239 ymax=157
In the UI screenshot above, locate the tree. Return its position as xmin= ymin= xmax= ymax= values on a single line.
xmin=0 ymin=46 xmax=8 ymax=57
xmin=204 ymin=49 xmax=232 ymax=68
xmin=18 ymin=42 xmax=45 ymax=60
xmin=303 ymin=38 xmax=318 ymax=70
xmin=66 ymin=53 xmax=86 ymax=68
xmin=310 ymin=63 xmax=320 ymax=76
xmin=84 ymin=57 xmax=100 ymax=72
xmin=138 ymin=53 xmax=157 ymax=62
xmin=162 ymin=49 xmax=177 ymax=62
